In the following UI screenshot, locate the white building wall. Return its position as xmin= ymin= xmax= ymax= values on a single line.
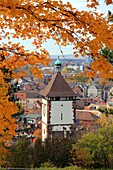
xmin=42 ymin=99 xmax=74 ymax=139
xmin=18 ymin=98 xmax=40 ymax=110
xmin=42 ymin=98 xmax=48 ymax=140
xmin=67 ymin=65 xmax=79 ymax=70
xmin=42 ymin=123 xmax=47 ymax=141
xmin=26 ymin=98 xmax=39 ymax=107
xmin=88 ymin=85 xmax=98 ymax=97
xmin=50 ymin=101 xmax=74 ymax=125
xmin=52 ymin=125 xmax=71 ymax=131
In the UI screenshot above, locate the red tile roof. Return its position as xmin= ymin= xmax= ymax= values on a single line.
xmin=40 ymin=73 xmax=76 ymax=97
xmin=76 ymin=110 xmax=99 ymax=121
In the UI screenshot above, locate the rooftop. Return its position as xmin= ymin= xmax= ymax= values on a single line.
xmin=40 ymin=73 xmax=76 ymax=97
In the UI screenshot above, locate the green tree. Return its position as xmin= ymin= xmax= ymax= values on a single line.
xmin=72 ymin=126 xmax=113 ymax=169
xmin=0 ymin=53 xmax=23 ymax=118
xmin=49 ymin=138 xmax=72 ymax=168
xmin=100 ymin=46 xmax=113 ymax=65
xmin=98 ymin=126 xmax=113 ymax=168
xmin=98 ymin=107 xmax=113 ymax=116
xmin=108 ymin=10 xmax=113 ymax=22
xmin=33 ymin=138 xmax=45 ymax=168
xmin=75 ymin=75 xmax=89 ymax=83
xmin=72 ymin=133 xmax=97 ymax=168
xmin=61 ymin=67 xmax=68 ymax=75
xmin=7 ymin=138 xmax=33 ymax=168
xmin=33 ymin=138 xmax=72 ymax=168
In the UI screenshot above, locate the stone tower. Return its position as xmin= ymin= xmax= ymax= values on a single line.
xmin=41 ymin=57 xmax=76 ymax=140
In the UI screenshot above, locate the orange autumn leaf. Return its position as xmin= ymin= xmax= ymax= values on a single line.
xmin=106 ymin=0 xmax=113 ymax=5
xmin=0 ymin=0 xmax=112 ymax=79
xmin=33 ymin=129 xmax=42 ymax=141
xmin=0 ymin=70 xmax=18 ymax=166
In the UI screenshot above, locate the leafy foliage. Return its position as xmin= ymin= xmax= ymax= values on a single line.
xmin=72 ymin=126 xmax=113 ymax=169
xmin=61 ymin=67 xmax=68 ymax=75
xmin=0 ymin=0 xmax=112 ymax=78
xmin=66 ymin=74 xmax=89 ymax=83
xmin=33 ymin=138 xmax=72 ymax=168
xmin=5 ymin=138 xmax=72 ymax=168
xmin=7 ymin=138 xmax=33 ymax=168
xmin=97 ymin=113 xmax=113 ymax=127
xmin=0 ymin=53 xmax=24 ymax=166
xmin=97 ymin=106 xmax=113 ymax=127
xmin=4 ymin=126 xmax=113 ymax=169
xmin=0 ymin=70 xmax=18 ymax=166
xmin=100 ymin=47 xmax=113 ymax=81
xmin=100 ymin=47 xmax=113 ymax=65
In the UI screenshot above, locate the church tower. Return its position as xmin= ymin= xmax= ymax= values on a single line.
xmin=41 ymin=58 xmax=76 ymax=140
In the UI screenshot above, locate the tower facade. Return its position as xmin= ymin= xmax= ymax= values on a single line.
xmin=41 ymin=58 xmax=76 ymax=140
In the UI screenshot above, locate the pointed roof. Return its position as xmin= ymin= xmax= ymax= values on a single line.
xmin=40 ymin=73 xmax=76 ymax=97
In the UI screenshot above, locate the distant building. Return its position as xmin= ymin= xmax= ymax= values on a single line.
xmin=15 ymin=84 xmax=41 ymax=111
xmin=87 ymin=84 xmax=102 ymax=97
xmin=79 ymin=65 xmax=84 ymax=72
xmin=76 ymin=109 xmax=100 ymax=133
xmin=73 ymin=84 xmax=87 ymax=98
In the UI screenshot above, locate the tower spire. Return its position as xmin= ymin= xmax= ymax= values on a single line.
xmin=55 ymin=56 xmax=62 ymax=73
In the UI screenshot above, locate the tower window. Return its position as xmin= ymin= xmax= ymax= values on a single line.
xmin=61 ymin=113 xmax=63 ymax=120
xmin=61 ymin=104 xmax=63 ymax=106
